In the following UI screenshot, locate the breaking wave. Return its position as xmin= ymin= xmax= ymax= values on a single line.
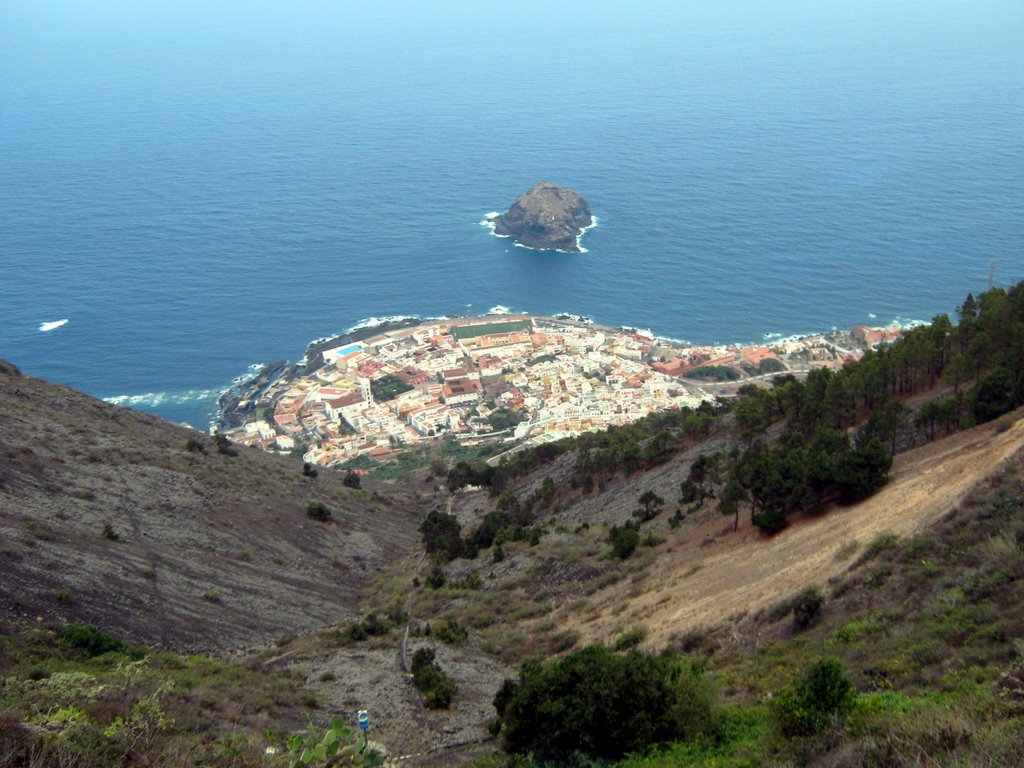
xmin=103 ymin=388 xmax=224 ymax=408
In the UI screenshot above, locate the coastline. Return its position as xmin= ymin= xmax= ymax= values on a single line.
xmin=214 ymin=311 xmax=911 ymax=467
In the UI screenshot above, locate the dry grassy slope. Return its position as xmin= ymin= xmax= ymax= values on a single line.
xmin=568 ymin=411 xmax=1024 ymax=649
xmin=0 ymin=361 xmax=426 ymax=651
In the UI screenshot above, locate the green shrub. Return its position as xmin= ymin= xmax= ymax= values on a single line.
xmin=425 ymin=563 xmax=446 ymax=589
xmin=411 ymin=648 xmax=457 ymax=708
xmin=213 ymin=432 xmax=239 ymax=456
xmin=856 ymin=530 xmax=899 ymax=565
xmin=419 ymin=509 xmax=465 ymax=560
xmin=752 ymin=507 xmax=787 ymax=535
xmin=306 ymin=502 xmax=333 ymax=522
xmin=436 ymin=620 xmax=469 ymax=645
xmin=451 ymin=572 xmax=482 ymax=590
xmin=613 ymin=625 xmax=648 ymax=651
xmin=361 ymin=613 xmax=390 ymax=637
xmin=58 ymin=624 xmax=135 ymax=658
xmin=498 ymin=645 xmax=717 ymax=761
xmin=286 ymin=715 xmax=384 ymax=767
xmin=609 ymin=525 xmax=640 ymax=560
xmin=773 ymin=657 xmax=856 ymax=737
xmin=792 ymin=585 xmax=825 ymax=630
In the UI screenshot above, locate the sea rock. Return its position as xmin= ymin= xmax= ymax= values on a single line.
xmin=492 ymin=181 xmax=594 ymax=253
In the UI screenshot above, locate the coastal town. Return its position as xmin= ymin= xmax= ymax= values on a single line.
xmin=218 ymin=315 xmax=906 ymax=468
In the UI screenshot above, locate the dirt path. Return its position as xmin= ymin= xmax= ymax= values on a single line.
xmin=575 ymin=413 xmax=1024 ymax=648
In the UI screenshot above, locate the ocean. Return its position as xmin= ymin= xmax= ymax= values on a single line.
xmin=2 ymin=0 xmax=1022 ymax=428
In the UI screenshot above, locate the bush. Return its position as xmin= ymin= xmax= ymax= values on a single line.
xmin=343 ymin=470 xmax=361 ymax=488
xmin=612 ymin=626 xmax=648 ymax=651
xmin=306 ymin=502 xmax=333 ymax=522
xmin=498 ymin=645 xmax=717 ymax=762
xmin=792 ymin=586 xmax=825 ymax=630
xmin=213 ymin=432 xmax=239 ymax=457
xmin=361 ymin=613 xmax=390 ymax=637
xmin=469 ymin=510 xmax=509 ymax=550
xmin=419 ymin=510 xmax=464 ymax=560
xmin=608 ymin=525 xmax=640 ymax=560
xmin=425 ymin=563 xmax=446 ymax=589
xmin=773 ymin=657 xmax=856 ymax=737
xmin=58 ymin=624 xmax=137 ymax=658
xmin=411 ymin=648 xmax=457 ymax=708
xmin=436 ymin=620 xmax=469 ymax=645
xmin=185 ymin=437 xmax=206 ymax=454
xmin=752 ymin=507 xmax=787 ymax=535
xmin=286 ymin=715 xmax=384 ymax=767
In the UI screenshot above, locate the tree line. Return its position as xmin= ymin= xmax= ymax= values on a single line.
xmin=718 ymin=282 xmax=1024 ymax=532
xmin=438 ymin=281 xmax=1024 ymax=535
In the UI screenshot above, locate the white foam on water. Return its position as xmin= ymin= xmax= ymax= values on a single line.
xmin=622 ymin=326 xmax=655 ymax=339
xmin=575 ymin=215 xmax=598 ymax=253
xmin=231 ymin=363 xmax=266 ymax=386
xmin=39 ymin=319 xmax=69 ymax=332
xmin=889 ymin=316 xmax=926 ymax=330
xmin=552 ymin=312 xmax=593 ymax=324
xmin=347 ymin=315 xmax=421 ymax=333
xmin=103 ymin=387 xmax=223 ymax=408
xmin=480 ymin=212 xmax=511 ymax=238
xmin=653 ymin=335 xmax=693 ymax=347
xmin=488 ymin=305 xmax=511 ymax=315
xmin=482 ymin=212 xmax=595 ymax=252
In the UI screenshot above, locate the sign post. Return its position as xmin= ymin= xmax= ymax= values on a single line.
xmin=357 ymin=710 xmax=369 ymax=748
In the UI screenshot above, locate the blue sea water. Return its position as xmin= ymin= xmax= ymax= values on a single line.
xmin=2 ymin=0 xmax=1022 ymax=428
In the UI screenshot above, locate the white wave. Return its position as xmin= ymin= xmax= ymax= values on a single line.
xmin=231 ymin=363 xmax=266 ymax=386
xmin=622 ymin=326 xmax=655 ymax=339
xmin=552 ymin=312 xmax=593 ymax=324
xmin=103 ymin=387 xmax=223 ymax=408
xmin=888 ymin=316 xmax=926 ymax=329
xmin=483 ymin=212 xmax=594 ymax=252
xmin=39 ymin=319 xmax=69 ymax=332
xmin=868 ymin=313 xmax=877 ymax=319
xmin=575 ymin=215 xmax=598 ymax=253
xmin=480 ymin=212 xmax=510 ymax=237
xmin=653 ymin=335 xmax=693 ymax=347
xmin=488 ymin=305 xmax=511 ymax=315
xmin=347 ymin=315 xmax=421 ymax=333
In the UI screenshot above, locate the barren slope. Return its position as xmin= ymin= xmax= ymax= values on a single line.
xmin=0 ymin=362 xmax=426 ymax=650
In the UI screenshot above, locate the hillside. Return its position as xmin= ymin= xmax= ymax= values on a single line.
xmin=3 ymin=345 xmax=1024 ymax=766
xmin=575 ymin=411 xmax=1024 ymax=647
xmin=0 ymin=361 xmax=426 ymax=651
